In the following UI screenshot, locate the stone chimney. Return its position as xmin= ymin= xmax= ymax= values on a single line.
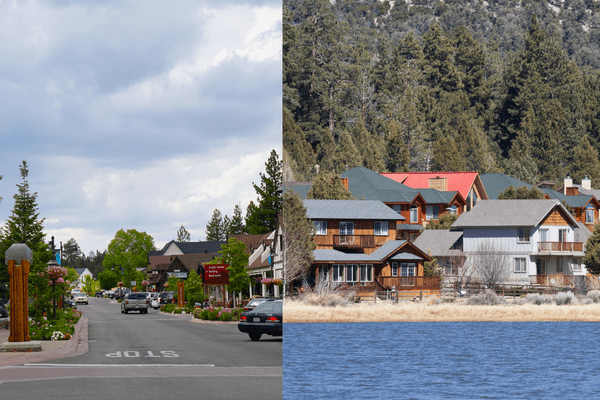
xmin=582 ymin=175 xmax=592 ymax=190
xmin=564 ymin=175 xmax=572 ymax=195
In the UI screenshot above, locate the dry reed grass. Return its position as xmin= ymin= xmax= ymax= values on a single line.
xmin=283 ymin=298 xmax=600 ymax=322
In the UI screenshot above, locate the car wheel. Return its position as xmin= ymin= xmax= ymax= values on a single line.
xmin=124 ymin=309 xmax=128 ymax=314
xmin=249 ymin=333 xmax=262 ymax=341
xmin=121 ymin=309 xmax=124 ymax=314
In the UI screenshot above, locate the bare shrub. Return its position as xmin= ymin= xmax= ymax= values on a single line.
xmin=587 ymin=290 xmax=600 ymax=303
xmin=297 ymin=278 xmax=356 ymax=307
xmin=465 ymin=291 xmax=505 ymax=305
xmin=520 ymin=293 xmax=553 ymax=305
xmin=554 ymin=291 xmax=577 ymax=305
xmin=469 ymin=241 xmax=511 ymax=288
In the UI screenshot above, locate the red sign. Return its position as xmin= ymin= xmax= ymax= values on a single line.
xmin=204 ymin=264 xmax=229 ymax=285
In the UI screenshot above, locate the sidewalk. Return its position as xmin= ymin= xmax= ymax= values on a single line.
xmin=0 ymin=316 xmax=89 ymax=367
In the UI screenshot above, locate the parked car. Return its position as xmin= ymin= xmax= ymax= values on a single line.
xmin=158 ymin=291 xmax=175 ymax=305
xmin=244 ymin=297 xmax=277 ymax=312
xmin=64 ymin=297 xmax=77 ymax=309
xmin=121 ymin=292 xmax=149 ymax=314
xmin=0 ymin=302 xmax=8 ymax=318
xmin=73 ymin=292 xmax=89 ymax=304
xmin=238 ymin=299 xmax=282 ymax=341
xmin=114 ymin=288 xmax=130 ymax=301
xmin=95 ymin=291 xmax=103 ymax=298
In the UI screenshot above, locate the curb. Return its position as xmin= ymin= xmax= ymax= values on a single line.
xmin=0 ymin=316 xmax=89 ymax=366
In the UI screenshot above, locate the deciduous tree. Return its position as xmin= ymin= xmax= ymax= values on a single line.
xmin=102 ymin=229 xmax=155 ymax=290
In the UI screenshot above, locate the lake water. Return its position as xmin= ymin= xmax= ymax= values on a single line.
xmin=283 ymin=322 xmax=600 ymax=399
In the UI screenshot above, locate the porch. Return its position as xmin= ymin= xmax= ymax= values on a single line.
xmin=529 ymin=274 xmax=587 ymax=287
xmin=332 ymin=235 xmax=388 ymax=250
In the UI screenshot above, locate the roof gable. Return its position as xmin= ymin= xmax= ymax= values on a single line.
xmin=451 ymin=199 xmax=577 ymax=228
xmin=480 ymin=173 xmax=532 ymax=200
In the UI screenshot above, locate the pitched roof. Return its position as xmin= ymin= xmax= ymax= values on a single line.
xmin=539 ymin=188 xmax=596 ymax=209
xmin=451 ymin=199 xmax=576 ymax=228
xmin=281 ymin=182 xmax=313 ymax=199
xmin=413 ymin=230 xmax=464 ymax=257
xmin=340 ymin=166 xmax=418 ymax=202
xmin=229 ymin=233 xmax=274 ymax=255
xmin=303 ymin=199 xmax=405 ymax=221
xmin=480 ymin=173 xmax=532 ymax=199
xmin=158 ymin=240 xmax=226 ymax=255
xmin=313 ymin=249 xmax=376 ymax=262
xmin=382 ymin=171 xmax=485 ymax=201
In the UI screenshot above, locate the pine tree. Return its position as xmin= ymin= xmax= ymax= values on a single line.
xmin=205 ymin=209 xmax=226 ymax=241
xmin=176 ymin=225 xmax=191 ymax=242
xmin=571 ymin=136 xmax=600 ymax=187
xmin=307 ymin=171 xmax=354 ymax=200
xmin=245 ymin=150 xmax=283 ymax=234
xmin=0 ymin=161 xmax=53 ymax=287
xmin=62 ymin=238 xmax=83 ymax=268
xmin=283 ymin=108 xmax=316 ymax=180
xmin=385 ymin=119 xmax=410 ymax=172
xmin=226 ymin=204 xmax=245 ymax=235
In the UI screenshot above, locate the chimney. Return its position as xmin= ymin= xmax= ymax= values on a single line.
xmin=582 ymin=175 xmax=592 ymax=190
xmin=564 ymin=175 xmax=572 ymax=195
xmin=340 ymin=177 xmax=349 ymax=191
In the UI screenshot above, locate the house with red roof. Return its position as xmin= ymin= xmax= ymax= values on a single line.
xmin=380 ymin=171 xmax=488 ymax=210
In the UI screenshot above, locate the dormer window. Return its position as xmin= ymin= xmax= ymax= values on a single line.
xmin=426 ymin=206 xmax=439 ymax=220
xmin=410 ymin=206 xmax=418 ymax=223
xmin=586 ymin=204 xmax=595 ymax=224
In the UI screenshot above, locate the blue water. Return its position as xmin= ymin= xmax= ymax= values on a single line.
xmin=283 ymin=322 xmax=600 ymax=399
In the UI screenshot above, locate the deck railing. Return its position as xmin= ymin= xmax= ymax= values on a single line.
xmin=376 ymin=276 xmax=441 ymax=290
xmin=529 ymin=274 xmax=576 ymax=286
xmin=537 ymin=241 xmax=583 ymax=253
xmin=333 ymin=235 xmax=376 ymax=248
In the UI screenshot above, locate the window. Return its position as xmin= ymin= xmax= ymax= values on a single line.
xmin=410 ymin=206 xmax=418 ymax=223
xmin=392 ymin=204 xmax=402 ymax=214
xmin=426 ymin=206 xmax=439 ymax=220
xmin=558 ymin=229 xmax=568 ymax=243
xmin=557 ymin=259 xmax=563 ymax=273
xmin=572 ymin=259 xmax=582 ymax=272
xmin=517 ymin=228 xmax=530 ymax=243
xmin=332 ymin=265 xmax=344 ymax=282
xmin=401 ymin=263 xmax=416 ymax=276
xmin=314 ymin=221 xmax=327 ymax=235
xmin=586 ymin=205 xmax=595 ymax=224
xmin=374 ymin=221 xmax=388 ymax=236
xmin=391 ymin=262 xmax=398 ymax=277
xmin=346 ymin=264 xmax=359 ymax=282
xmin=447 ymin=205 xmax=458 ymax=215
xmin=339 ymin=221 xmax=354 ymax=235
xmin=320 ymin=265 xmax=330 ymax=281
xmin=360 ymin=264 xmax=373 ymax=282
xmin=539 ymin=228 xmax=548 ymax=242
xmin=514 ymin=258 xmax=527 ymax=273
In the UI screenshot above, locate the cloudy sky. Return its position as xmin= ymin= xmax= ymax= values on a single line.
xmin=0 ymin=0 xmax=282 ymax=256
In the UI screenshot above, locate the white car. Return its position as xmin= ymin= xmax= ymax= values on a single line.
xmin=73 ymin=292 xmax=89 ymax=304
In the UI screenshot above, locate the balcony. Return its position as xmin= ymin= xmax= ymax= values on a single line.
xmin=537 ymin=241 xmax=583 ymax=254
xmin=333 ymin=235 xmax=375 ymax=249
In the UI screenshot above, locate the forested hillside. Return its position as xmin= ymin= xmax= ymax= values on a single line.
xmin=283 ymin=0 xmax=600 ymax=188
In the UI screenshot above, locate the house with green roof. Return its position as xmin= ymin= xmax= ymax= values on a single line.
xmin=339 ymin=167 xmax=467 ymax=242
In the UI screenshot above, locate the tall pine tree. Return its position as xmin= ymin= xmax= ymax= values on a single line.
xmin=245 ymin=150 xmax=283 ymax=234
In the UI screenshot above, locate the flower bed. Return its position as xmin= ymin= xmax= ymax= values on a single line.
xmin=29 ymin=309 xmax=82 ymax=340
xmin=193 ymin=306 xmax=243 ymax=321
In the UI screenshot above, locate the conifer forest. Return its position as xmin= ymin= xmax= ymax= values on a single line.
xmin=283 ymin=0 xmax=600 ymax=187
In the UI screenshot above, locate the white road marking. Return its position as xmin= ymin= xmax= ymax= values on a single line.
xmin=22 ymin=363 xmax=215 ymax=367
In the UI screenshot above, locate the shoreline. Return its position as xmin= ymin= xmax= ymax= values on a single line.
xmin=283 ymin=299 xmax=600 ymax=323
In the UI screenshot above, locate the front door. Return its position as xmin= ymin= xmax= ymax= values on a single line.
xmin=536 ymin=258 xmax=546 ymax=275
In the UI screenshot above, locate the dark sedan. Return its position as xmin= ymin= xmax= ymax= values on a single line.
xmin=243 ymin=297 xmax=277 ymax=312
xmin=238 ymin=299 xmax=282 ymax=341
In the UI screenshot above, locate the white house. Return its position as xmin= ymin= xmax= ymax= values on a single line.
xmin=73 ymin=268 xmax=93 ymax=289
xmin=451 ymin=199 xmax=592 ymax=286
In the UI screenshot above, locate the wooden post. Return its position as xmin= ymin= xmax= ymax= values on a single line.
xmin=177 ymin=281 xmax=185 ymax=308
xmin=8 ymin=259 xmax=30 ymax=342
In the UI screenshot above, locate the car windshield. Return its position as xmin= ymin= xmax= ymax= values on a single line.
xmin=251 ymin=301 xmax=282 ymax=313
xmin=127 ymin=293 xmax=147 ymax=299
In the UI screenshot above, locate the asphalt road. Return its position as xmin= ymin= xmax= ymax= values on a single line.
xmin=0 ymin=297 xmax=282 ymax=400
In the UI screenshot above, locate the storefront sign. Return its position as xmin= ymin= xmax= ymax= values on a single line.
xmin=204 ymin=264 xmax=229 ymax=285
